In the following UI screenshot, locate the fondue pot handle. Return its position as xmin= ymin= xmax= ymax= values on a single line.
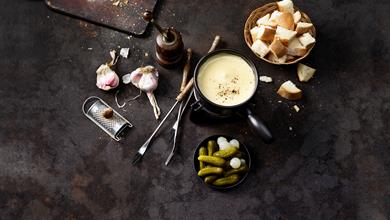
xmin=246 ymin=108 xmax=273 ymax=144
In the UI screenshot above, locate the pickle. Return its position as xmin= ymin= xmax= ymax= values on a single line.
xmin=198 ymin=167 xmax=224 ymax=177
xmin=204 ymin=175 xmax=219 ymax=184
xmin=224 ymin=165 xmax=249 ymax=176
xmin=207 ymin=140 xmax=217 ymax=156
xmin=213 ymin=147 xmax=238 ymax=158
xmin=212 ymin=174 xmax=240 ymax=186
xmin=199 ymin=147 xmax=207 ymax=169
xmin=198 ymin=156 xmax=226 ymax=167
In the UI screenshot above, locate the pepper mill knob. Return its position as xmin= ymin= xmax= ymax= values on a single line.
xmin=142 ymin=11 xmax=153 ymax=22
xmin=142 ymin=11 xmax=184 ymax=68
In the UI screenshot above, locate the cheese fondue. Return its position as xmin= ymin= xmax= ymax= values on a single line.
xmin=197 ymin=53 xmax=256 ymax=106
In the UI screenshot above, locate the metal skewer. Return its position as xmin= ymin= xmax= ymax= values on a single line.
xmin=132 ymin=79 xmax=194 ymax=165
xmin=165 ymin=90 xmax=194 ymax=165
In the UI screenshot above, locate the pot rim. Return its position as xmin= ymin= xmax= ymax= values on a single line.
xmin=194 ymin=49 xmax=259 ymax=109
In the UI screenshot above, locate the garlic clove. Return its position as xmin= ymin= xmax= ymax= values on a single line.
xmin=129 ymin=68 xmax=143 ymax=87
xmin=138 ymin=72 xmax=158 ymax=92
xmin=125 ymin=65 xmax=161 ymax=120
xmin=96 ymin=64 xmax=119 ymax=91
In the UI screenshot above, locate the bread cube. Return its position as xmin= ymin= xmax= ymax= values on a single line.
xmin=298 ymin=33 xmax=316 ymax=48
xmin=287 ymin=38 xmax=306 ymax=56
xmin=275 ymin=26 xmax=297 ymax=45
xmin=277 ymin=0 xmax=294 ymax=14
xmin=269 ymin=38 xmax=287 ymax=58
xmin=251 ymin=40 xmax=270 ymax=58
xmin=296 ymin=22 xmax=313 ymax=34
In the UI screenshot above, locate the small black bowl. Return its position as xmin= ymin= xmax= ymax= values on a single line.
xmin=193 ymin=135 xmax=252 ymax=190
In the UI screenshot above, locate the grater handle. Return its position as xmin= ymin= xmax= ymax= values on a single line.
xmin=82 ymin=96 xmax=102 ymax=115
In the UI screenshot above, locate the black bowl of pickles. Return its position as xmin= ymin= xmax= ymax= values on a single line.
xmin=193 ymin=135 xmax=251 ymax=190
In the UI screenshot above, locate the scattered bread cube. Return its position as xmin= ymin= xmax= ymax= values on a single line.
xmin=277 ymin=80 xmax=302 ymax=100
xmin=259 ymin=75 xmax=273 ymax=83
xmin=293 ymin=105 xmax=300 ymax=112
xmin=251 ymin=40 xmax=270 ymax=58
xmin=250 ymin=26 xmax=261 ymax=42
xmin=274 ymin=12 xmax=295 ymax=30
xmin=298 ymin=33 xmax=316 ymax=48
xmin=269 ymin=38 xmax=287 ymax=58
xmin=277 ymin=0 xmax=294 ymax=14
xmin=267 ymin=53 xmax=288 ymax=63
xmin=296 ymin=22 xmax=313 ymax=34
xmin=275 ymin=26 xmax=297 ymax=45
xmin=293 ymin=11 xmax=302 ymax=24
xmin=256 ymin=13 xmax=270 ymax=26
xmin=258 ymin=25 xmax=276 ymax=42
xmin=287 ymin=38 xmax=306 ymax=56
xmin=297 ymin=63 xmax=316 ymax=82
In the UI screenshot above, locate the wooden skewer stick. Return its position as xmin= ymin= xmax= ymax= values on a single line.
xmin=180 ymin=48 xmax=192 ymax=92
xmin=176 ymin=35 xmax=221 ymax=102
xmin=176 ymin=78 xmax=194 ymax=102
xmin=208 ymin=35 xmax=221 ymax=53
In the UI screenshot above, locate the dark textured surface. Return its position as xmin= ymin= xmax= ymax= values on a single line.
xmin=1 ymin=0 xmax=390 ymax=219
xmin=45 ymin=0 xmax=158 ymax=35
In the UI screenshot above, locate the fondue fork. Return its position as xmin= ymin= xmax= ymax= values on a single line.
xmin=165 ymin=48 xmax=193 ymax=166
xmin=165 ymin=35 xmax=221 ymax=165
xmin=132 ymin=80 xmax=194 ymax=165
xmin=165 ymin=90 xmax=194 ymax=165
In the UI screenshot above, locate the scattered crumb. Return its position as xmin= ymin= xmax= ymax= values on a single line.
xmin=111 ymin=0 xmax=128 ymax=7
xmin=259 ymin=75 xmax=273 ymax=83
xmin=289 ymin=126 xmax=293 ymax=131
xmin=144 ymin=52 xmax=149 ymax=57
xmin=293 ymin=105 xmax=300 ymax=112
xmin=87 ymin=48 xmax=93 ymax=50
xmin=120 ymin=48 xmax=130 ymax=58
xmin=278 ymin=100 xmax=282 ymax=103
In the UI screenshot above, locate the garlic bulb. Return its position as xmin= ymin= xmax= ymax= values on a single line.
xmin=122 ymin=66 xmax=161 ymax=120
xmin=96 ymin=50 xmax=120 ymax=91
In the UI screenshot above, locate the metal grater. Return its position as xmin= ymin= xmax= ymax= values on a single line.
xmin=82 ymin=96 xmax=133 ymax=141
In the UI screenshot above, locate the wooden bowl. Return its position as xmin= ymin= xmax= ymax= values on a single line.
xmin=244 ymin=2 xmax=316 ymax=65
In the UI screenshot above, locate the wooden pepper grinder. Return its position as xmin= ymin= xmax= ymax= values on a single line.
xmin=142 ymin=11 xmax=184 ymax=68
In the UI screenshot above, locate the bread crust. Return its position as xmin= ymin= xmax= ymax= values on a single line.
xmin=275 ymin=12 xmax=295 ymax=30
xmin=259 ymin=26 xmax=276 ymax=42
xmin=277 ymin=81 xmax=302 ymax=100
xmin=269 ymin=38 xmax=287 ymax=58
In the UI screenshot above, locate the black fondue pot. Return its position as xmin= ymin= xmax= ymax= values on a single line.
xmin=190 ymin=49 xmax=273 ymax=144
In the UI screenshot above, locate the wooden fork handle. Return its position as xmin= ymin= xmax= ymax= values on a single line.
xmin=176 ymin=78 xmax=194 ymax=101
xmin=180 ymin=48 xmax=192 ymax=92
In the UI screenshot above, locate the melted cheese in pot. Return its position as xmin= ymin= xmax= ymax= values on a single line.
xmin=197 ymin=53 xmax=256 ymax=106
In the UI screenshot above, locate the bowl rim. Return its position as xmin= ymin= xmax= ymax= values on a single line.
xmin=193 ymin=134 xmax=252 ymax=190
xmin=243 ymin=2 xmax=316 ymax=65
xmin=193 ymin=49 xmax=259 ymax=109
